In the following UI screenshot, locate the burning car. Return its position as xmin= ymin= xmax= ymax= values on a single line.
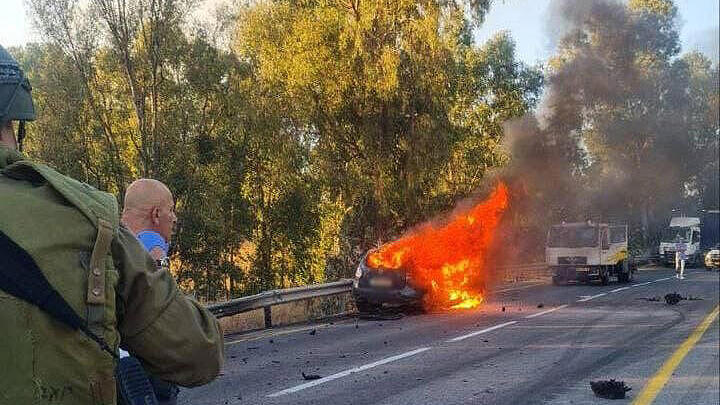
xmin=352 ymin=182 xmax=509 ymax=312
xmin=352 ymin=251 xmax=425 ymax=313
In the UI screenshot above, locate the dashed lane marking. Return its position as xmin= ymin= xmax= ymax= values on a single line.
xmin=446 ymin=321 xmax=518 ymax=343
xmin=525 ymin=304 xmax=569 ymax=319
xmin=493 ymin=282 xmax=546 ymax=294
xmin=267 ymin=347 xmax=431 ymax=397
xmin=632 ymin=281 xmax=653 ymax=287
xmin=577 ymin=293 xmax=607 ymax=302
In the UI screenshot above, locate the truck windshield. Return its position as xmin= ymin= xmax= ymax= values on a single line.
xmin=548 ymin=226 xmax=598 ymax=248
xmin=661 ymin=227 xmax=689 ymax=243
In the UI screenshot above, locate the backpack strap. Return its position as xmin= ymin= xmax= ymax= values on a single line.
xmin=0 ymin=229 xmax=117 ymax=358
xmin=86 ymin=218 xmax=114 ymax=336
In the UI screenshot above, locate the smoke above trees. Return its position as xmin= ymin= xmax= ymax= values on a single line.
xmin=501 ymin=0 xmax=719 ymax=254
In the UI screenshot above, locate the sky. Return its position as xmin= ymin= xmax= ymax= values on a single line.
xmin=1 ymin=0 xmax=718 ymax=63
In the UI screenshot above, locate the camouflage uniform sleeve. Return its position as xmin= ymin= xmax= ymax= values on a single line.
xmin=112 ymin=226 xmax=225 ymax=387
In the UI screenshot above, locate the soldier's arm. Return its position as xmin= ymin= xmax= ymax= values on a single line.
xmin=112 ymin=226 xmax=225 ymax=387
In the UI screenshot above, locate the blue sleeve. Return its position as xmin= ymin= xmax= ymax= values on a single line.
xmin=136 ymin=231 xmax=168 ymax=255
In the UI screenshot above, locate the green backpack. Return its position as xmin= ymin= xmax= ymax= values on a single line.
xmin=1 ymin=156 xmax=121 ymax=404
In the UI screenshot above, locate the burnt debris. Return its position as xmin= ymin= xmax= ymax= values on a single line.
xmin=664 ymin=293 xmax=684 ymax=305
xmin=301 ymin=371 xmax=322 ymax=380
xmin=590 ymin=379 xmax=631 ymax=399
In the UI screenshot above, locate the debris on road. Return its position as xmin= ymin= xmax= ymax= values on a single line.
xmin=636 ymin=296 xmax=661 ymax=302
xmin=301 ymin=371 xmax=322 ymax=380
xmin=501 ymin=306 xmax=506 ymax=312
xmin=664 ymin=292 xmax=684 ymax=305
xmin=537 ymin=303 xmax=544 ymax=308
xmin=309 ymin=329 xmax=317 ymax=335
xmin=358 ymin=312 xmax=404 ymax=321
xmin=590 ymin=379 xmax=631 ymax=399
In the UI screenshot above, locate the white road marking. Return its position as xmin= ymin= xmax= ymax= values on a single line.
xmin=267 ymin=347 xmax=431 ymax=397
xmin=655 ymin=277 xmax=672 ymax=281
xmin=577 ymin=293 xmax=606 ymax=302
xmin=493 ymin=282 xmax=545 ymax=294
xmin=609 ymin=287 xmax=630 ymax=293
xmin=446 ymin=321 xmax=518 ymax=343
xmin=632 ymin=281 xmax=653 ymax=287
xmin=525 ymin=304 xmax=569 ymax=319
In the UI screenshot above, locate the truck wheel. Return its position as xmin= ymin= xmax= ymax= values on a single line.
xmin=618 ymin=260 xmax=631 ymax=283
xmin=600 ymin=270 xmax=609 ymax=285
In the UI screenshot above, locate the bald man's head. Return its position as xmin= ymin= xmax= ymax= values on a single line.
xmin=122 ymin=179 xmax=177 ymax=244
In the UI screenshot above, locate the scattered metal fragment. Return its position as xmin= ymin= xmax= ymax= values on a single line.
xmin=301 ymin=371 xmax=322 ymax=380
xmin=636 ymin=296 xmax=661 ymax=302
xmin=687 ymin=295 xmax=703 ymax=301
xmin=590 ymin=379 xmax=631 ymax=399
xmin=664 ymin=292 xmax=684 ymax=305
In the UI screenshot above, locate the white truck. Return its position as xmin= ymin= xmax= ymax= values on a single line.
xmin=658 ymin=217 xmax=702 ymax=266
xmin=547 ymin=222 xmax=634 ymax=285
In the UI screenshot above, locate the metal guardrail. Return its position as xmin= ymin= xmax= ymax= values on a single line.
xmin=208 ymin=279 xmax=354 ymax=327
xmin=207 ymin=263 xmax=549 ymax=327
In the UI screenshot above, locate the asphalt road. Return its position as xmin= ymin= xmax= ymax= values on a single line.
xmin=180 ymin=267 xmax=719 ymax=405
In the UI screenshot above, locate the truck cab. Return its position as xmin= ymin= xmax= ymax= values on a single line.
xmin=658 ymin=217 xmax=701 ymax=266
xmin=547 ymin=222 xmax=633 ymax=285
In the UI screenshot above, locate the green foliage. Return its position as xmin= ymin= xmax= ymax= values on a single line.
xmin=20 ymin=0 xmax=535 ymax=299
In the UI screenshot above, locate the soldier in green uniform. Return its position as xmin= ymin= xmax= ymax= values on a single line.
xmin=0 ymin=45 xmax=224 ymax=404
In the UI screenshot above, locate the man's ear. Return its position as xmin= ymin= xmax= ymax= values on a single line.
xmin=151 ymin=206 xmax=161 ymax=226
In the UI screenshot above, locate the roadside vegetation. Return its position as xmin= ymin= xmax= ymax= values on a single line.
xmin=12 ymin=0 xmax=718 ymax=300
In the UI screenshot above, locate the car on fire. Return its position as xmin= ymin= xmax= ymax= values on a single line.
xmin=352 ymin=251 xmax=426 ymax=313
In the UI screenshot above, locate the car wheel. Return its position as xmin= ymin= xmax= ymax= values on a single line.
xmin=355 ymin=299 xmax=380 ymax=314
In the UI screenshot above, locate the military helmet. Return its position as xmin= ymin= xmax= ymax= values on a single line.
xmin=0 ymin=45 xmax=35 ymax=125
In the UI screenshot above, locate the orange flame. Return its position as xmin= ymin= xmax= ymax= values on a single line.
xmin=367 ymin=182 xmax=509 ymax=310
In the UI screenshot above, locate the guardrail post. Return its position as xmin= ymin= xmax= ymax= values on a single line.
xmin=264 ymin=306 xmax=272 ymax=328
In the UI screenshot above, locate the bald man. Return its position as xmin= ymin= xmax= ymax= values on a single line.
xmin=121 ymin=179 xmax=177 ymax=264
xmin=120 ymin=179 xmax=180 ymax=404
